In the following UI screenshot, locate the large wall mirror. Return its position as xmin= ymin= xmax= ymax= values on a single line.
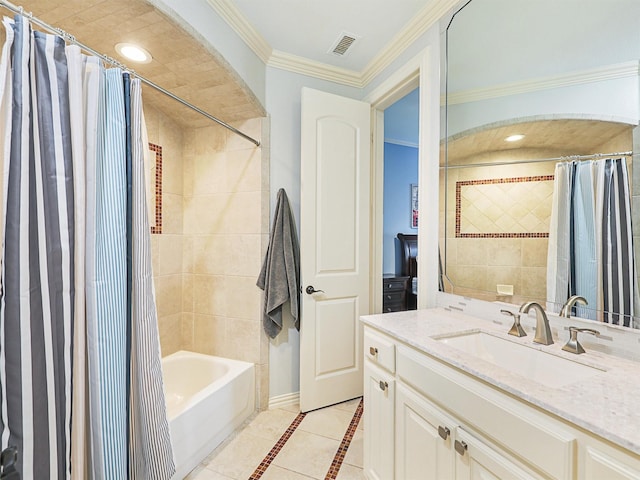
xmin=441 ymin=0 xmax=640 ymax=328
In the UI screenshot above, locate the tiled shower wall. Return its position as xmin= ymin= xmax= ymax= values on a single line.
xmin=441 ymin=149 xmax=556 ymax=303
xmin=441 ymin=129 xmax=633 ymax=304
xmin=182 ymin=117 xmax=270 ymax=409
xmin=146 ymin=105 xmax=185 ymax=352
xmin=145 ymin=104 xmax=270 ymax=409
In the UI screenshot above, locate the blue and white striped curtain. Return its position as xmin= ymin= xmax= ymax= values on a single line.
xmin=0 ymin=15 xmax=175 ymax=479
xmin=547 ymin=158 xmax=639 ymax=327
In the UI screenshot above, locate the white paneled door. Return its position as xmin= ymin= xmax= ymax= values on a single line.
xmin=299 ymin=87 xmax=371 ymax=412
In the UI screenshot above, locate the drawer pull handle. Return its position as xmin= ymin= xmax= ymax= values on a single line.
xmin=438 ymin=426 xmax=450 ymax=441
xmin=369 ymin=346 xmax=378 ymax=356
xmin=378 ymin=380 xmax=388 ymax=391
xmin=454 ymin=440 xmax=468 ymax=456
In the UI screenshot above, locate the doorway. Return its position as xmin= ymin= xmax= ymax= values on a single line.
xmin=381 ymin=88 xmax=420 ymax=313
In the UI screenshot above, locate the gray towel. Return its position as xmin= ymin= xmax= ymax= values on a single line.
xmin=257 ymin=188 xmax=300 ymax=338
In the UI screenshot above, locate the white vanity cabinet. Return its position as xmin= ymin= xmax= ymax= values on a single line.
xmin=396 ymin=382 xmax=543 ymax=480
xmin=363 ymin=329 xmax=396 ymax=480
xmin=362 ymin=323 xmax=640 ymax=480
xmin=582 ymin=442 xmax=640 ymax=480
xmin=395 ymin=383 xmax=455 ymax=479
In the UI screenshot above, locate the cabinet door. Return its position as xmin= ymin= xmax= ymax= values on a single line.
xmin=396 ymin=384 xmax=455 ymax=480
xmin=454 ymin=428 xmax=541 ymax=480
xmin=363 ymin=362 xmax=395 ymax=480
xmin=584 ymin=446 xmax=640 ymax=480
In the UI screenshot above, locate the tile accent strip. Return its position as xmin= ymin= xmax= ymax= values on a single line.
xmin=455 ymin=175 xmax=554 ymax=238
xmin=248 ymin=411 xmax=307 ymax=479
xmin=325 ymin=398 xmax=364 ymax=480
xmin=148 ymin=142 xmax=162 ymax=234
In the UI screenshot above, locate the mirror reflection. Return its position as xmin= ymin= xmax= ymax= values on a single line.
xmin=441 ymin=0 xmax=640 ymax=328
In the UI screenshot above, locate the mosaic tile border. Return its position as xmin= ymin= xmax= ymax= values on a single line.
xmin=248 ymin=398 xmax=364 ymax=479
xmin=148 ymin=142 xmax=162 ymax=234
xmin=325 ymin=398 xmax=364 ymax=479
xmin=248 ymin=411 xmax=307 ymax=479
xmin=455 ymin=175 xmax=554 ymax=238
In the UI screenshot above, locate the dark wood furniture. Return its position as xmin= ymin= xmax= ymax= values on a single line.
xmin=382 ymin=275 xmax=410 ymax=312
xmin=397 ymin=233 xmax=418 ymax=310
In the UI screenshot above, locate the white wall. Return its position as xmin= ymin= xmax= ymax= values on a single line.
xmin=446 ymin=77 xmax=640 ymax=138
xmin=152 ymin=0 xmax=449 ymax=400
xmin=265 ymin=66 xmax=362 ymax=398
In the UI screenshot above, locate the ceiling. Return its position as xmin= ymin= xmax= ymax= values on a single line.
xmin=230 ymin=0 xmax=428 ymax=72
xmin=5 ymin=0 xmax=438 ymax=131
xmin=5 ymin=0 xmax=268 ymax=129
xmin=445 ymin=119 xmax=634 ymax=165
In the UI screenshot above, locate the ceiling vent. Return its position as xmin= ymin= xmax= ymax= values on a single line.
xmin=329 ymin=31 xmax=359 ymax=56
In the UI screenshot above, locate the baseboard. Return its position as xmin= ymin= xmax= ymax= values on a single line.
xmin=268 ymin=391 xmax=300 ymax=410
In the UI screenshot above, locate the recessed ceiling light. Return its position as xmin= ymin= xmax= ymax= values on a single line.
xmin=115 ymin=43 xmax=152 ymax=64
xmin=505 ymin=134 xmax=525 ymax=142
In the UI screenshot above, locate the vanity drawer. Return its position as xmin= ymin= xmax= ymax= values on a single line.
xmin=364 ymin=328 xmax=396 ymax=373
xmin=396 ymin=345 xmax=576 ymax=479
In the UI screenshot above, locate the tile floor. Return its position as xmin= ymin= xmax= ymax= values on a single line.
xmin=184 ymin=397 xmax=364 ymax=480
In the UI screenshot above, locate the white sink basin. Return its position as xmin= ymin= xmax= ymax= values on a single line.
xmin=436 ymin=331 xmax=603 ymax=388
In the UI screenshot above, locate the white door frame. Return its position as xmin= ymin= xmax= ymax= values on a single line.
xmin=365 ymin=28 xmax=442 ymax=312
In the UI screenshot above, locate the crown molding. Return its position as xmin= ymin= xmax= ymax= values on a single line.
xmin=206 ymin=0 xmax=272 ymax=63
xmin=207 ymin=0 xmax=460 ymax=88
xmin=361 ymin=0 xmax=459 ymax=86
xmin=268 ymin=50 xmax=363 ymax=87
xmin=446 ymin=61 xmax=640 ymax=105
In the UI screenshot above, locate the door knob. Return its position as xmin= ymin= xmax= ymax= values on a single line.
xmin=305 ymin=285 xmax=324 ymax=295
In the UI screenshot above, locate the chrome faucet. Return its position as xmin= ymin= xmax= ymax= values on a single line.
xmin=559 ymin=295 xmax=588 ymax=317
xmin=519 ymin=301 xmax=553 ymax=345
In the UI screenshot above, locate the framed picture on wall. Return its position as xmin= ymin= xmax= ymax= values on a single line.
xmin=411 ymin=184 xmax=418 ymax=228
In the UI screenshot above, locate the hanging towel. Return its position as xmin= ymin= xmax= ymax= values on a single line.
xmin=257 ymin=188 xmax=300 ymax=338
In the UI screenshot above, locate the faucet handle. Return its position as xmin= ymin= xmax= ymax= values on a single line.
xmin=562 ymin=326 xmax=600 ymax=354
xmin=501 ymin=309 xmax=526 ymax=337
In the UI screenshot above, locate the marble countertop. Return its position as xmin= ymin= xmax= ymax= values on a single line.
xmin=361 ymin=307 xmax=640 ymax=456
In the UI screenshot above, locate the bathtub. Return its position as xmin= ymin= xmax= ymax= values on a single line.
xmin=163 ymin=350 xmax=255 ymax=479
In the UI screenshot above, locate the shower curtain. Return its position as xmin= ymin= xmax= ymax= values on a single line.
xmin=0 ymin=15 xmax=175 ymax=480
xmin=547 ymin=158 xmax=639 ymax=327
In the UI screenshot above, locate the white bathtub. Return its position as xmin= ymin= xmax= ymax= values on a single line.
xmin=163 ymin=350 xmax=255 ymax=479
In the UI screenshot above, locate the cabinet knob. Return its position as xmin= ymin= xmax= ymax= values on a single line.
xmin=378 ymin=380 xmax=388 ymax=391
xmin=369 ymin=346 xmax=378 ymax=356
xmin=454 ymin=440 xmax=468 ymax=456
xmin=438 ymin=426 xmax=450 ymax=441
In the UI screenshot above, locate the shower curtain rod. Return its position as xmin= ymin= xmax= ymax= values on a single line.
xmin=0 ymin=0 xmax=261 ymax=147
xmin=443 ymin=150 xmax=635 ymax=169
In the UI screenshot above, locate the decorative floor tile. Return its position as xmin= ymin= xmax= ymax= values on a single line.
xmin=204 ymin=430 xmax=275 ymax=480
xmin=325 ymin=399 xmax=364 ymax=479
xmin=272 ymin=429 xmax=341 ymax=479
xmin=334 ymin=463 xmax=366 ymax=480
xmin=298 ymin=406 xmax=356 ymax=441
xmin=343 ymin=429 xmax=363 ymax=469
xmin=183 ymin=398 xmax=364 ymax=480
xmin=260 ymin=465 xmax=316 ymax=479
